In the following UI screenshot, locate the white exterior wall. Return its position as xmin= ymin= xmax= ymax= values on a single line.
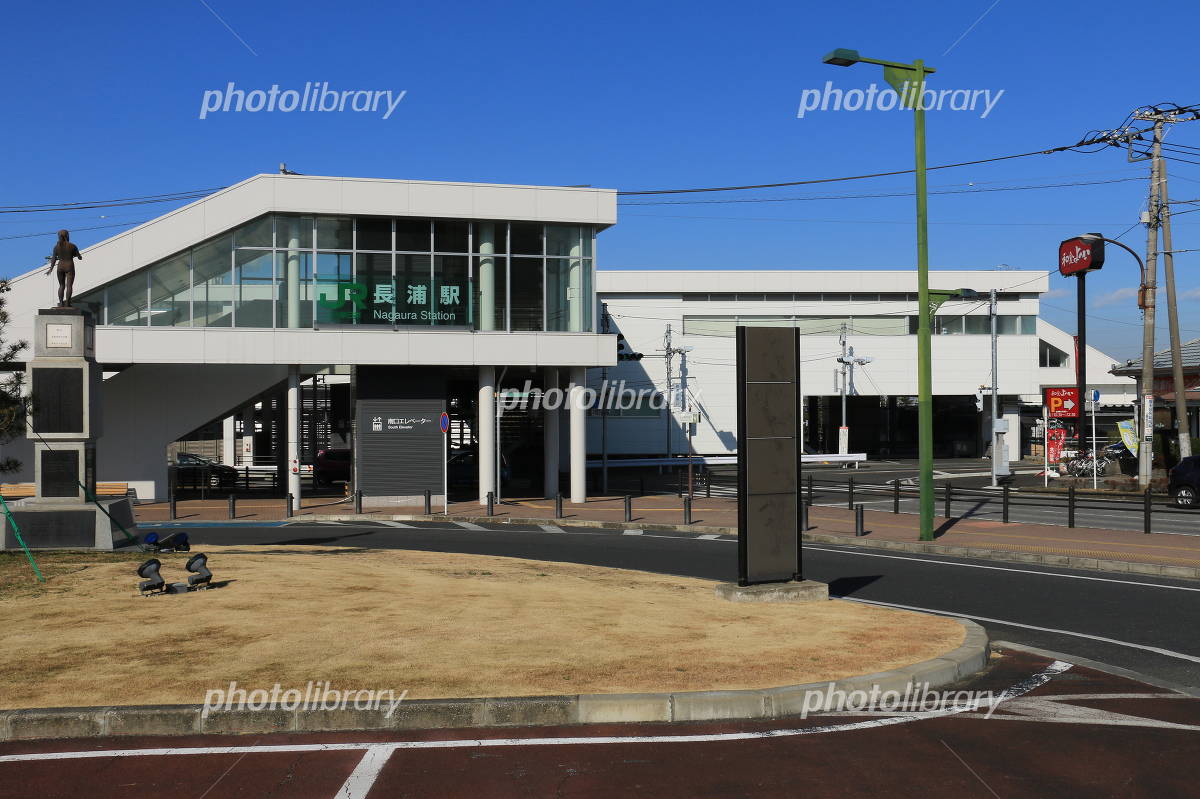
xmin=1033 ymin=319 xmax=1137 ymax=407
xmin=590 ymin=270 xmax=1135 ymax=457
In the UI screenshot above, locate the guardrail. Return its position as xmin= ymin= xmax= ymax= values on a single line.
xmin=799 ymin=474 xmax=1192 ymax=535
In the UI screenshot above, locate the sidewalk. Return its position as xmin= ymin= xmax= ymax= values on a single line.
xmin=132 ymin=494 xmax=1200 ymax=579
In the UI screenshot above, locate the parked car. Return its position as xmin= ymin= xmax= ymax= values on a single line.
xmin=314 ymin=448 xmax=352 ymax=486
xmin=1169 ymin=456 xmax=1200 ymax=508
xmin=172 ymin=452 xmax=238 ymax=488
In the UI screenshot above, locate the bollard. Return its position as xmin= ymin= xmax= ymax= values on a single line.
xmin=1068 ymin=484 xmax=1076 ymax=528
xmin=683 ymin=495 xmax=692 ymax=525
xmin=424 ymin=489 xmax=432 ymax=515
xmin=624 ymin=494 xmax=632 ymax=522
xmin=1144 ymin=487 xmax=1152 ymax=534
xmin=800 ymin=500 xmax=809 ymax=532
xmin=944 ymin=481 xmax=952 ymax=519
xmin=244 ymin=466 xmax=250 ymax=491
xmin=555 ymin=492 xmax=563 ymax=519
xmin=486 ymin=491 xmax=494 ymax=516
xmin=893 ymin=480 xmax=900 ymax=514
xmin=169 ymin=491 xmax=177 ymax=521
xmin=1002 ymin=485 xmax=1010 ymax=524
xmin=285 ymin=493 xmax=293 ymax=519
xmin=855 ymin=504 xmax=865 ymax=536
xmin=705 ymin=474 xmax=711 ymax=499
xmin=228 ymin=494 xmax=236 ymax=519
xmin=847 ymin=476 xmax=855 ymax=509
xmin=354 ymin=489 xmax=363 ymax=514
xmin=807 ymin=473 xmax=814 ymax=505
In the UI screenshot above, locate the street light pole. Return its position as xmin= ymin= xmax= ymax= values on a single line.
xmin=990 ymin=288 xmax=999 ymax=488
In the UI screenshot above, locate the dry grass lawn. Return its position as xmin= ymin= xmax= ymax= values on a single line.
xmin=0 ymin=547 xmax=964 ymax=709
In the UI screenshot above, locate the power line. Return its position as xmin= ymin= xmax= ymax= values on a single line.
xmin=0 ymin=188 xmax=223 ymax=214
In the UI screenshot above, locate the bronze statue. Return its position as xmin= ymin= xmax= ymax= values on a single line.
xmin=46 ymin=230 xmax=82 ymax=307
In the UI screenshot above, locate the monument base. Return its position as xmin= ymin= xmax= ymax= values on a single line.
xmin=0 ymin=499 xmax=137 ymax=551
xmin=715 ymin=580 xmax=829 ymax=603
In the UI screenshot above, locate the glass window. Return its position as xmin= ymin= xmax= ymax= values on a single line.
xmin=356 ymin=253 xmax=393 ymax=325
xmin=107 ymin=271 xmax=149 ymax=326
xmin=356 ymin=217 xmax=391 ymax=251
xmin=149 ymin=254 xmax=190 ymax=327
xmin=314 ymin=252 xmax=357 ymax=324
xmin=936 ymin=316 xmax=965 ymax=334
xmin=192 ymin=235 xmax=233 ymax=327
xmin=432 ymin=255 xmax=470 ymax=327
xmin=316 ymin=217 xmax=352 ymax=250
xmin=877 ymin=293 xmax=908 ymax=302
xmin=709 ymin=293 xmax=736 ymax=302
xmin=510 ymin=223 xmax=542 ymax=255
xmin=510 ymin=257 xmax=543 ymax=330
xmin=474 ymin=255 xmax=507 ymax=331
xmin=546 ymin=258 xmax=570 ymax=332
xmin=851 ymin=317 xmax=907 ymax=335
xmin=235 ymin=250 xmax=275 ymax=327
xmin=735 ymin=294 xmax=765 ymax=302
xmin=276 ymin=215 xmax=312 ymax=249
xmin=235 ymin=215 xmax=273 ymax=248
xmin=276 ymin=251 xmax=313 ymax=328
xmin=964 ymin=316 xmax=991 ymax=334
xmin=822 ymin=293 xmax=852 ymax=302
xmin=546 ymin=225 xmax=582 ymax=257
xmin=1020 ymin=315 xmax=1036 ymax=335
xmin=434 ymin=221 xmax=468 ymax=253
xmin=395 ymin=254 xmax=432 ymax=324
xmin=395 ymin=218 xmax=430 ymax=251
xmin=997 ymin=315 xmax=1020 ymax=335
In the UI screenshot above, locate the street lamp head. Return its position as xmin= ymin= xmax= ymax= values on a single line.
xmin=822 ymin=48 xmax=860 ymax=67
xmin=957 ymin=288 xmax=981 ymax=299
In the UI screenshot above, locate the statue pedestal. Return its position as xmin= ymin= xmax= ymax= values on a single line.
xmin=0 ymin=498 xmax=136 ymax=550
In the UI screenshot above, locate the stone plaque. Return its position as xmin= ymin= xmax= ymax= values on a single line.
xmin=46 ymin=324 xmax=73 ymax=348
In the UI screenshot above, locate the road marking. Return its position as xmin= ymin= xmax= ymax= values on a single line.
xmin=454 ymin=521 xmax=488 ymax=531
xmin=622 ymin=529 xmax=644 ymax=535
xmin=538 ymin=525 xmax=565 ymax=534
xmin=0 ymin=662 xmax=1070 ymax=785
xmin=805 ymin=546 xmax=1200 ymax=592
xmin=376 ymin=521 xmax=414 ymax=528
xmin=843 ymin=597 xmax=1200 ymax=664
xmin=698 ymin=534 xmax=721 ymax=540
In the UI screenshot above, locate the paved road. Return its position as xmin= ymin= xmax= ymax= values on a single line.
xmin=3 ymin=652 xmax=1197 ymax=798
xmin=181 ymin=519 xmax=1200 ymax=690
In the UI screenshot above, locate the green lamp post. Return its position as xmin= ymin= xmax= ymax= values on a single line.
xmin=823 ymin=48 xmax=940 ymax=541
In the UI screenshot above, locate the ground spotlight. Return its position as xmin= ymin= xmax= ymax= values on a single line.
xmin=137 ymin=559 xmax=166 ymax=595
xmin=186 ymin=553 xmax=212 ymax=589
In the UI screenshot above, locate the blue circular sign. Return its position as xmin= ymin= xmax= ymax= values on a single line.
xmin=439 ymin=412 xmax=450 ymax=433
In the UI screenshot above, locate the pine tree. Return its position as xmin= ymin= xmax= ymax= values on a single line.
xmin=0 ymin=280 xmax=28 ymax=473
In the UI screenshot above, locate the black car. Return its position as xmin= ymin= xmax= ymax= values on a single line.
xmin=172 ymin=452 xmax=239 ymax=488
xmin=1168 ymin=455 xmax=1200 ymax=508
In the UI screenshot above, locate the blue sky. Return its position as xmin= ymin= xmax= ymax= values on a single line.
xmin=3 ymin=0 xmax=1199 ymax=359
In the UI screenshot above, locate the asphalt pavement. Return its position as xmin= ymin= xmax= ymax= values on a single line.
xmin=185 ymin=519 xmax=1200 ymax=691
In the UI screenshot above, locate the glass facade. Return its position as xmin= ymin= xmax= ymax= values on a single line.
xmin=77 ymin=214 xmax=599 ymax=332
xmin=683 ymin=314 xmax=1037 ymax=337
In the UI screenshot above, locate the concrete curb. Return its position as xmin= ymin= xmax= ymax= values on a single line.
xmin=801 ymin=531 xmax=1200 ymax=582
xmin=0 ymin=619 xmax=988 ymax=741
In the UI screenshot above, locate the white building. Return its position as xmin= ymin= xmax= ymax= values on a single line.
xmin=590 ymin=270 xmax=1135 ymax=461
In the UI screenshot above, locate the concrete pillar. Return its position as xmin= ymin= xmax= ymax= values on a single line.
xmin=478 ymin=222 xmax=495 ymax=331
xmin=286 ymin=217 xmax=301 ymax=328
xmin=222 ymin=415 xmax=236 ymax=465
xmin=568 ymin=237 xmax=583 ymax=332
xmin=287 ymin=367 xmax=301 ymax=511
xmin=1004 ymin=408 xmax=1022 ymax=463
xmin=478 ymin=366 xmax=496 ymax=504
xmin=240 ymin=403 xmax=256 ymax=465
xmin=569 ymin=365 xmax=586 ymax=503
xmin=543 ymin=367 xmax=560 ymax=498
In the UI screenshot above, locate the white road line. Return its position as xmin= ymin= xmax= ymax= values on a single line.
xmin=843 ymin=597 xmax=1200 ymax=664
xmin=538 ymin=525 xmax=565 ymax=534
xmin=376 ymin=521 xmax=414 ymax=528
xmin=454 ymin=521 xmax=488 ymax=531
xmin=0 ymin=662 xmax=1070 ymax=773
xmin=805 ymin=546 xmax=1200 ymax=592
xmin=337 ymin=744 xmax=395 ymax=799
xmin=622 ymin=529 xmax=644 ymax=536
xmin=698 ymin=534 xmax=721 ymax=540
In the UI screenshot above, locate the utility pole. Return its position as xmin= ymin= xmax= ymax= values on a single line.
xmin=989 ymin=288 xmax=1000 ymax=487
xmin=600 ymin=303 xmax=610 ymax=495
xmin=1138 ymin=127 xmax=1161 ymax=487
xmin=1147 ymin=118 xmax=1192 ymax=458
xmin=659 ymin=325 xmax=692 ymax=480
xmin=835 ymin=324 xmax=873 ymax=458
